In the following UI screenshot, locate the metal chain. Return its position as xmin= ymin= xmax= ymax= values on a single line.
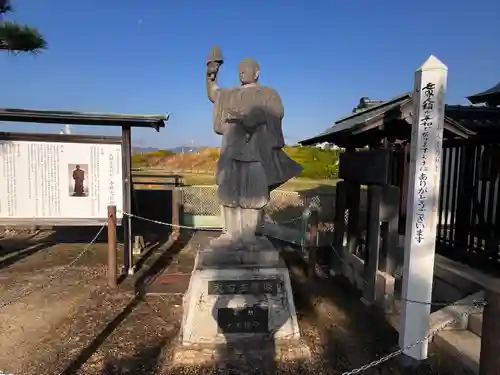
xmin=325 ymin=243 xmax=487 ymax=373
xmin=125 ymin=212 xmax=485 ymax=374
xmin=341 ymin=301 xmax=484 ymax=375
xmin=0 ymin=223 xmax=106 ymax=310
xmin=123 ymin=211 xmax=303 ymax=229
xmin=328 ymin=244 xmax=484 ymax=308
xmin=124 ymin=212 xmax=211 ymax=230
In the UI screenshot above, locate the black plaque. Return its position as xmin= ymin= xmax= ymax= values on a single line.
xmin=207 ymin=279 xmax=279 ymax=296
xmin=338 ymin=149 xmax=391 ymax=185
xmin=217 ymin=306 xmax=269 ymax=334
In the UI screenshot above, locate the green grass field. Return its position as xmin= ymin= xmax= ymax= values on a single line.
xmin=132 ymin=170 xmax=338 ymax=192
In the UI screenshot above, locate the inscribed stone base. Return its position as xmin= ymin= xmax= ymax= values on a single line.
xmin=180 ymin=246 xmax=301 ymax=347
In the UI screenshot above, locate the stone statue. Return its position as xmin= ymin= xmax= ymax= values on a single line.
xmin=206 ymin=46 xmax=302 ymax=251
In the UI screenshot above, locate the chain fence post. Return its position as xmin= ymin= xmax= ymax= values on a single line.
xmin=107 ymin=205 xmax=117 ymax=289
xmin=308 ymin=209 xmax=319 ymax=281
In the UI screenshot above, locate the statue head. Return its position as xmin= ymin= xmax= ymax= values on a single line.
xmin=239 ymin=58 xmax=260 ymax=85
xmin=76 ymin=165 xmax=80 ymax=170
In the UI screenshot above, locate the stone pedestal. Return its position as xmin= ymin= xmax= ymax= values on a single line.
xmin=179 ymin=236 xmax=301 ymax=350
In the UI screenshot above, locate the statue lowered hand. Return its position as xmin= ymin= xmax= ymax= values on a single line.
xmin=226 ymin=109 xmax=245 ymax=123
xmin=227 ymin=107 xmax=265 ymax=131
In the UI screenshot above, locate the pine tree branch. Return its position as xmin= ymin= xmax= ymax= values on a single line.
xmin=0 ymin=21 xmax=47 ymax=53
xmin=0 ymin=0 xmax=12 ymax=15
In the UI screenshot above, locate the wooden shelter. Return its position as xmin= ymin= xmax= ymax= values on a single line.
xmin=300 ymin=93 xmax=474 ymax=148
xmin=300 ymin=91 xmax=500 ymax=274
xmin=301 ymin=70 xmax=500 ymax=372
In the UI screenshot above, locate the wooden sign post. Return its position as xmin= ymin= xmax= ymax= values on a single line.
xmin=399 ymin=55 xmax=448 ymax=360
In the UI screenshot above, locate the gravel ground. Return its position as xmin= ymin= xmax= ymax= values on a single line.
xmin=0 ymin=229 xmax=451 ymax=375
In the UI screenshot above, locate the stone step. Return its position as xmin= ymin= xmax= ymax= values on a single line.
xmin=428 ymin=291 xmax=484 ymax=333
xmin=172 ymin=337 xmax=311 ymax=367
xmin=145 ymin=273 xmax=191 ymax=296
xmin=434 ymin=329 xmax=480 ymax=375
xmin=468 ymin=311 xmax=483 ymax=337
xmin=195 ymin=247 xmax=283 ymax=269
xmin=260 ymin=222 xmax=304 ymax=246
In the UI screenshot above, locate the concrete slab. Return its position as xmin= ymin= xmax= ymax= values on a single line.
xmin=434 ymin=329 xmax=480 ymax=374
xmin=146 ymin=274 xmax=191 ymax=296
xmin=195 ymin=237 xmax=282 ymax=269
xmin=468 ymin=311 xmax=483 ymax=337
xmin=172 ymin=338 xmax=311 ymax=366
xmin=259 ymin=222 xmax=304 ymax=245
xmin=428 ymin=291 xmax=484 ymax=334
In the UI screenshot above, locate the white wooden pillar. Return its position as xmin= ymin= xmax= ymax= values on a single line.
xmin=399 ymin=55 xmax=448 ymax=360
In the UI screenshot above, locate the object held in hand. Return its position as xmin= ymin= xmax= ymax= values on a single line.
xmin=207 ymin=61 xmax=221 ymax=79
xmin=207 ymin=46 xmax=224 ymax=80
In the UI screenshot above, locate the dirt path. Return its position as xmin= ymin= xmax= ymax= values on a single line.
xmin=0 ymin=230 xmax=112 ymax=375
xmin=0 ymin=230 xmax=449 ymax=375
xmin=73 ymin=295 xmax=182 ymax=375
xmin=0 ymin=275 xmax=95 ymax=370
xmin=0 ymin=256 xmax=112 ymax=374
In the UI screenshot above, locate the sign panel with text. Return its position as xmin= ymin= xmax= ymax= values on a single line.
xmin=0 ymin=139 xmax=123 ymax=225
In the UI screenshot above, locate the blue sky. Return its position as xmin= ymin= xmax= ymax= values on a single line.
xmin=1 ymin=0 xmax=499 ymax=148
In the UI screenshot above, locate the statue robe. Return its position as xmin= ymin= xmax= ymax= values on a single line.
xmin=212 ymin=85 xmax=302 ymax=208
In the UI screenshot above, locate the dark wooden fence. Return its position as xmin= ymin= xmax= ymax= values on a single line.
xmin=437 ymin=141 xmax=500 ymax=274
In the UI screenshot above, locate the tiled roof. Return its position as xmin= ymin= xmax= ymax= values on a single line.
xmin=300 ymin=93 xmax=411 ymax=145
xmin=468 ymin=82 xmax=500 ymax=105
xmin=299 ymin=93 xmax=479 ymax=146
xmin=0 ymin=108 xmax=169 ymax=129
xmin=445 ymin=105 xmax=500 ymax=131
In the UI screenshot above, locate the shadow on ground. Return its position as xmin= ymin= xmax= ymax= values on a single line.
xmin=281 ymin=240 xmax=447 ymax=375
xmin=0 ymin=185 xmax=179 ymax=274
xmin=57 ymin=226 xmax=194 ymax=375
xmin=0 ymin=232 xmax=55 ymax=271
xmin=0 ymin=225 xmax=116 ymax=272
xmin=98 ymin=341 xmax=168 ymax=375
xmin=0 ymin=185 xmax=449 ymax=375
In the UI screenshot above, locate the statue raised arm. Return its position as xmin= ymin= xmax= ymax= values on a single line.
xmin=206 ymin=46 xmax=224 ymax=104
